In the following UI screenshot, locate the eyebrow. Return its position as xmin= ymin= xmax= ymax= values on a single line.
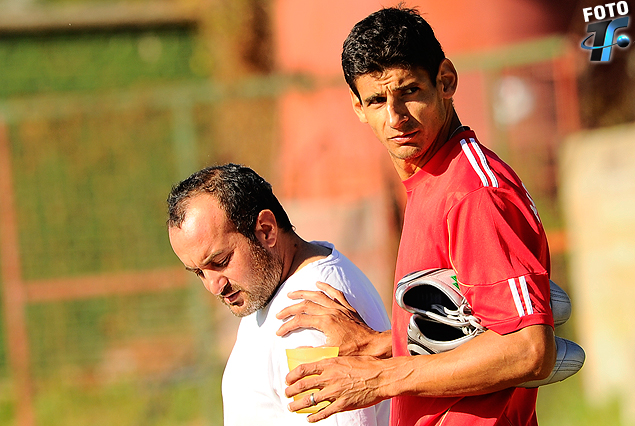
xmin=184 ymin=250 xmax=225 ymax=273
xmin=363 ymin=83 xmax=416 ymax=105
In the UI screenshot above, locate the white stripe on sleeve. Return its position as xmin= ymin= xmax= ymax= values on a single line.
xmin=460 ymin=138 xmax=490 ymax=187
xmin=470 ymin=138 xmax=499 ymax=188
xmin=519 ymin=276 xmax=534 ymax=315
xmin=508 ymin=278 xmax=525 ymax=317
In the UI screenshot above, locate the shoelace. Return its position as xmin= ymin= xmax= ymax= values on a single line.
xmin=427 ymin=303 xmax=486 ymax=335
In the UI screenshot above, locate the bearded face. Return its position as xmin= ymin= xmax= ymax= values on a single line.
xmin=217 ymin=238 xmax=284 ymax=317
xmin=168 ymin=193 xmax=286 ymax=318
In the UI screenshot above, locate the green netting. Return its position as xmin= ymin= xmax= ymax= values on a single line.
xmin=0 ymin=24 xmax=224 ymax=426
xmin=10 ymin=107 xmax=180 ymax=279
xmin=0 ymin=27 xmax=203 ymax=97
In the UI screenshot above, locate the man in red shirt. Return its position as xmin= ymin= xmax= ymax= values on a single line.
xmin=277 ymin=6 xmax=556 ymax=426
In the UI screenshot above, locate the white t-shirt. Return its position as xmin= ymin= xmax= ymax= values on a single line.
xmin=222 ymin=241 xmax=391 ymax=426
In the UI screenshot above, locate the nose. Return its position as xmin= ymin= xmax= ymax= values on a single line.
xmin=387 ymin=99 xmax=408 ymax=128
xmin=201 ymin=271 xmax=229 ymax=296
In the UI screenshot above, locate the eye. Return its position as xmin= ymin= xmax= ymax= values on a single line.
xmin=214 ymin=253 xmax=232 ymax=268
xmin=403 ymin=87 xmax=419 ymax=95
xmin=366 ymin=96 xmax=386 ymax=106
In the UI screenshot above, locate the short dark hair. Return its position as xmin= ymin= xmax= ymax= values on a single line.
xmin=167 ymin=164 xmax=293 ymax=240
xmin=342 ymin=6 xmax=446 ymax=99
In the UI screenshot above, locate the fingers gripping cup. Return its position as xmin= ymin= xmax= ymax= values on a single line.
xmin=286 ymin=347 xmax=339 ymax=413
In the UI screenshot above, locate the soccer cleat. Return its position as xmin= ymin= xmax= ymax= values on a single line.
xmin=406 ymin=315 xmax=585 ymax=388
xmin=396 ymin=269 xmax=485 ymax=332
xmin=406 ymin=313 xmax=483 ymax=355
xmin=399 ymin=269 xmax=585 ymax=388
xmin=396 ymin=269 xmax=572 ymax=328
xmin=518 ymin=336 xmax=586 ymax=388
xmin=549 ymin=280 xmax=571 ymax=327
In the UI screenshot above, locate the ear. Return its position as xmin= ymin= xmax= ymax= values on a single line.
xmin=349 ymin=88 xmax=368 ymax=123
xmin=436 ymin=59 xmax=458 ymax=100
xmin=254 ymin=209 xmax=278 ymax=248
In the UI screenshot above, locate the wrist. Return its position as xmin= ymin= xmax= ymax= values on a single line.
xmin=361 ymin=329 xmax=392 ymax=359
xmin=376 ymin=355 xmax=417 ymax=399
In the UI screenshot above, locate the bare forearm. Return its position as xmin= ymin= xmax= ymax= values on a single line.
xmin=285 ymin=325 xmax=554 ymax=422
xmin=380 ymin=326 xmax=555 ymax=398
xmin=378 ymin=350 xmax=516 ymax=398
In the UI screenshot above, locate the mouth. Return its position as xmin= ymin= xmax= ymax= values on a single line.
xmin=223 ymin=291 xmax=242 ymax=305
xmin=389 ymin=130 xmax=419 ymax=144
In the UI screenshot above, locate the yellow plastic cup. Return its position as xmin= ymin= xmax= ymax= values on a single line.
xmin=286 ymin=346 xmax=339 ymax=413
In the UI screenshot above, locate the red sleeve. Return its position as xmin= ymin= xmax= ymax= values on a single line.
xmin=447 ymin=187 xmax=553 ymax=334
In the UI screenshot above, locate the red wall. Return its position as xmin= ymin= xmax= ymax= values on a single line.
xmin=271 ymin=0 xmax=573 ymax=305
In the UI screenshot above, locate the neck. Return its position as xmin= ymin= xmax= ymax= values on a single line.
xmin=427 ymin=106 xmax=463 ymax=160
xmin=397 ymin=107 xmax=462 ymax=180
xmin=278 ymin=235 xmax=331 ymax=284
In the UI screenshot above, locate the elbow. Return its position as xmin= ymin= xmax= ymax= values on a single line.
xmin=527 ymin=345 xmax=555 ymax=381
xmin=523 ymin=329 xmax=556 ymax=381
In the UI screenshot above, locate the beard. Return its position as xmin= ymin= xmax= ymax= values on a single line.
xmin=220 ymin=238 xmax=283 ymax=317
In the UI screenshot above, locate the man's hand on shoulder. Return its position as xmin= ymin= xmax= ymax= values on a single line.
xmin=276 ymin=281 xmax=392 ymax=358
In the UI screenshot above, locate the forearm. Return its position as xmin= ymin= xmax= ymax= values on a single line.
xmin=379 ymin=350 xmax=513 ymax=398
xmin=285 ymin=325 xmax=554 ymax=422
xmin=379 ymin=325 xmax=555 ymax=398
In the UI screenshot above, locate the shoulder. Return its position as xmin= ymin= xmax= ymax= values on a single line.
xmin=440 ymin=135 xmax=533 ymax=212
xmin=283 ymin=243 xmax=390 ymax=331
xmin=452 ymin=135 xmax=520 ymax=192
xmin=297 ymin=242 xmax=369 ymax=289
xmin=410 ymin=134 xmax=508 ymax=203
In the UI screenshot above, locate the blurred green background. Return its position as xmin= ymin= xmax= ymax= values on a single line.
xmin=0 ymin=19 xmax=224 ymax=426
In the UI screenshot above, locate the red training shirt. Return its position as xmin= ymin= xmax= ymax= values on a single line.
xmin=390 ymin=129 xmax=553 ymax=426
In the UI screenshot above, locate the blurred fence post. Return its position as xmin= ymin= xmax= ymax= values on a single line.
xmin=0 ymin=117 xmax=35 ymax=426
